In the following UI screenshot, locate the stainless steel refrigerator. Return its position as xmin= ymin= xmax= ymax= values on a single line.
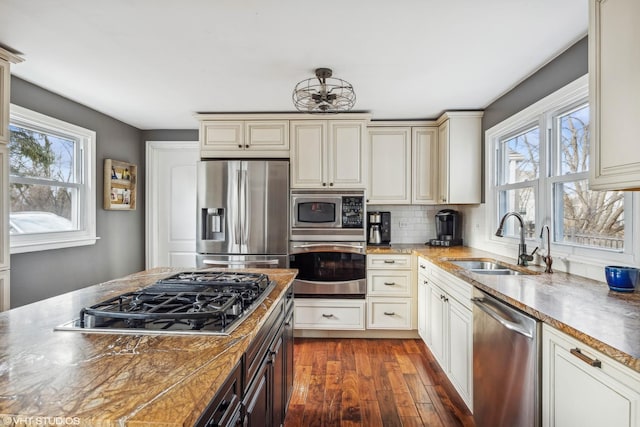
xmin=196 ymin=160 xmax=289 ymax=268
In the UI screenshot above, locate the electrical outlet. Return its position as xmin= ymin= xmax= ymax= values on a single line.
xmin=399 ymin=220 xmax=409 ymax=228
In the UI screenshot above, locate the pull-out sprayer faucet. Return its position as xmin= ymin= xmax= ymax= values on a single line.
xmin=539 ymin=225 xmax=553 ymax=273
xmin=495 ymin=212 xmax=538 ymax=266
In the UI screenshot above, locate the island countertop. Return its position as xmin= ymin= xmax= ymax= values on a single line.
xmin=369 ymin=244 xmax=640 ymax=374
xmin=0 ymin=267 xmax=297 ymax=426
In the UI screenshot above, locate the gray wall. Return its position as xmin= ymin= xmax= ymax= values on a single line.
xmin=483 ymin=36 xmax=588 ymax=131
xmin=10 ymin=77 xmax=145 ymax=307
xmin=142 ymin=130 xmax=198 ymax=142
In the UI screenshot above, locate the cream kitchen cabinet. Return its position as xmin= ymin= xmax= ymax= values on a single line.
xmin=412 ymin=127 xmax=438 ymax=204
xmin=589 ymin=0 xmax=640 ymax=190
xmin=436 ymin=112 xmax=483 ymax=204
xmin=366 ymin=254 xmax=415 ymax=330
xmin=290 ymin=119 xmax=367 ymax=189
xmin=423 ymin=260 xmax=473 ymax=409
xmin=542 ymin=324 xmax=640 ymax=427
xmin=198 ymin=117 xmax=289 ymax=158
xmin=417 ymin=257 xmax=429 ymax=342
xmin=367 ymin=127 xmax=411 ymax=203
xmin=367 ymin=125 xmax=438 ymax=204
xmin=0 ymin=56 xmax=10 ymax=145
xmin=294 ymin=298 xmax=365 ymax=330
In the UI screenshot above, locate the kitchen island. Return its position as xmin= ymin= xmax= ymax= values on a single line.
xmin=0 ymin=268 xmax=297 ymax=426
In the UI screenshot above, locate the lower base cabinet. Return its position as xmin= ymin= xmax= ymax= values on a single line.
xmin=197 ymin=286 xmax=293 ymax=427
xmin=419 ymin=257 xmax=473 ymax=410
xmin=294 ymin=299 xmax=366 ymax=330
xmin=542 ymin=324 xmax=640 ymax=427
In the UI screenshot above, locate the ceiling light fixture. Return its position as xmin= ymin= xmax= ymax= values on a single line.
xmin=292 ymin=68 xmax=356 ymax=114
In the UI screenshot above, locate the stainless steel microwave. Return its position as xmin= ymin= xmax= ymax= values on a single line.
xmin=290 ymin=189 xmax=366 ymax=241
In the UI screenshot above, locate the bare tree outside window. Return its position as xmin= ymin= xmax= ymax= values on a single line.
xmin=554 ymin=106 xmax=624 ymax=249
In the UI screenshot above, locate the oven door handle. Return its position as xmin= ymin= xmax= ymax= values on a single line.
xmin=292 ymin=243 xmax=364 ymax=250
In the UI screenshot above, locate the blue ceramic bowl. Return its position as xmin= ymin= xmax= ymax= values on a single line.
xmin=605 ymin=266 xmax=639 ymax=292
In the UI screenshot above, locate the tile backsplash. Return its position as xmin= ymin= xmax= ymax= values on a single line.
xmin=368 ymin=205 xmax=461 ymax=245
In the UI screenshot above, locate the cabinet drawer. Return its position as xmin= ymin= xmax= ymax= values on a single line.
xmin=294 ymin=299 xmax=365 ymax=330
xmin=367 ymin=298 xmax=412 ymax=330
xmin=367 ymin=270 xmax=412 ymax=297
xmin=367 ymin=254 xmax=412 ymax=269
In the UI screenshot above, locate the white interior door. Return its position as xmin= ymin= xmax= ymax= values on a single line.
xmin=146 ymin=141 xmax=199 ymax=268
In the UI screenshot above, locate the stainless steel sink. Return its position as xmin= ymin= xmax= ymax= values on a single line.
xmin=449 ymin=260 xmax=509 ymax=270
xmin=448 ymin=259 xmax=532 ymax=275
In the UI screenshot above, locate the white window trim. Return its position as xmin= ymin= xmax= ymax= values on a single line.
xmin=484 ymin=75 xmax=638 ymax=269
xmin=9 ymin=104 xmax=98 ymax=253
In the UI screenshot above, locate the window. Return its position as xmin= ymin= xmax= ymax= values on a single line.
xmin=9 ymin=105 xmax=97 ymax=253
xmin=488 ymin=76 xmax=634 ymax=264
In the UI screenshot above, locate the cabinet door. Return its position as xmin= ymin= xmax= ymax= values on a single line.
xmin=271 ymin=334 xmax=285 ymax=427
xmin=437 ymin=121 xmax=450 ymax=204
xmin=412 ymin=127 xmax=438 ymax=204
xmin=417 ymin=277 xmax=427 ymax=342
xmin=246 ymin=121 xmax=289 ymax=151
xmin=448 ymin=297 xmax=473 ymax=409
xmin=328 ymin=120 xmax=366 ymax=188
xmin=0 ymin=145 xmax=8 ymax=272
xmin=0 ymin=58 xmax=9 ymax=144
xmin=290 ymin=121 xmax=326 ymax=188
xmin=201 ymin=121 xmax=244 ymax=152
xmin=367 ymin=127 xmax=411 ymax=204
xmin=244 ymin=357 xmax=272 ymax=427
xmin=427 ymin=283 xmax=446 ymax=366
xmin=589 ymin=0 xmax=640 ymax=190
xmin=543 ymin=325 xmax=640 ymax=427
xmin=283 ymin=307 xmax=294 ymax=410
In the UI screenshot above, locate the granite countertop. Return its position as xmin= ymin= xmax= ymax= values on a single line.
xmin=0 ymin=267 xmax=297 ymax=426
xmin=369 ymin=245 xmax=640 ymax=373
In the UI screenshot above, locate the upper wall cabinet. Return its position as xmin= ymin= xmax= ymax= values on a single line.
xmin=437 ymin=112 xmax=483 ymax=204
xmin=367 ymin=125 xmax=438 ymax=204
xmin=367 ymin=127 xmax=412 ymax=203
xmin=197 ymin=115 xmax=290 ymax=158
xmin=290 ymin=119 xmax=367 ymax=189
xmin=589 ymin=0 xmax=640 ymax=190
xmin=0 ymin=48 xmax=23 ymax=145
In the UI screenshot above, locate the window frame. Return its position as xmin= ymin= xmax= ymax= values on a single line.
xmin=485 ymin=75 xmax=637 ymax=267
xmin=9 ymin=104 xmax=97 ymax=253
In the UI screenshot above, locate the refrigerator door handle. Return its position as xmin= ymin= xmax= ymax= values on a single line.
xmin=202 ymin=259 xmax=280 ymax=266
xmin=233 ymin=169 xmax=242 ymax=245
xmin=241 ymin=169 xmax=249 ymax=245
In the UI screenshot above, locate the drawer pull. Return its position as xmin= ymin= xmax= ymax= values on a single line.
xmin=384 ymin=282 xmax=396 ymax=286
xmin=570 ymin=348 xmax=602 ymax=368
xmin=322 ymin=314 xmax=334 ymax=318
xmin=420 ymin=264 xmax=426 ymax=269
xmin=383 ymin=260 xmax=396 ymax=264
xmin=383 ymin=312 xmax=396 ymax=316
xmin=423 ymin=280 xmax=428 ymax=284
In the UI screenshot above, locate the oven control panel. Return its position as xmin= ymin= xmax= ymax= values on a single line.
xmin=342 ymin=196 xmax=364 ymax=228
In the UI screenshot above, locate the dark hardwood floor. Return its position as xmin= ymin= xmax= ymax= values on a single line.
xmin=284 ymin=338 xmax=475 ymax=427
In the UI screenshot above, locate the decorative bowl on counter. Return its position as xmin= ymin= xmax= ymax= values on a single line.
xmin=605 ymin=266 xmax=639 ymax=292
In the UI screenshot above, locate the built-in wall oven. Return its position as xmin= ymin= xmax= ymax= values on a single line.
xmin=289 ymin=189 xmax=367 ymax=298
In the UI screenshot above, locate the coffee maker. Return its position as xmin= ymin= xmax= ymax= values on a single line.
xmin=428 ymin=209 xmax=462 ymax=246
xmin=368 ymin=211 xmax=391 ymax=245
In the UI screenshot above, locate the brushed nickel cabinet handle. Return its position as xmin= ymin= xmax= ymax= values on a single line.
xmin=384 ymin=312 xmax=395 ymax=316
xmin=419 ymin=264 xmax=426 ymax=269
xmin=383 ymin=260 xmax=396 ymax=264
xmin=570 ymin=348 xmax=602 ymax=368
xmin=384 ymin=282 xmax=396 ymax=286
xmin=322 ymin=314 xmax=334 ymax=318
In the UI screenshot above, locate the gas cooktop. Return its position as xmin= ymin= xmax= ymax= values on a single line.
xmin=55 ymin=271 xmax=276 ymax=336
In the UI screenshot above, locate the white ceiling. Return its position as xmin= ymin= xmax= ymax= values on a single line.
xmin=0 ymin=0 xmax=587 ymax=130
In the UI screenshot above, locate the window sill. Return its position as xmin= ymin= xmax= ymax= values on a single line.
xmin=10 ymin=236 xmax=100 ymax=254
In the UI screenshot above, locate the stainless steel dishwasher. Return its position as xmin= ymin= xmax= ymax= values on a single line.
xmin=471 ymin=287 xmax=541 ymax=427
